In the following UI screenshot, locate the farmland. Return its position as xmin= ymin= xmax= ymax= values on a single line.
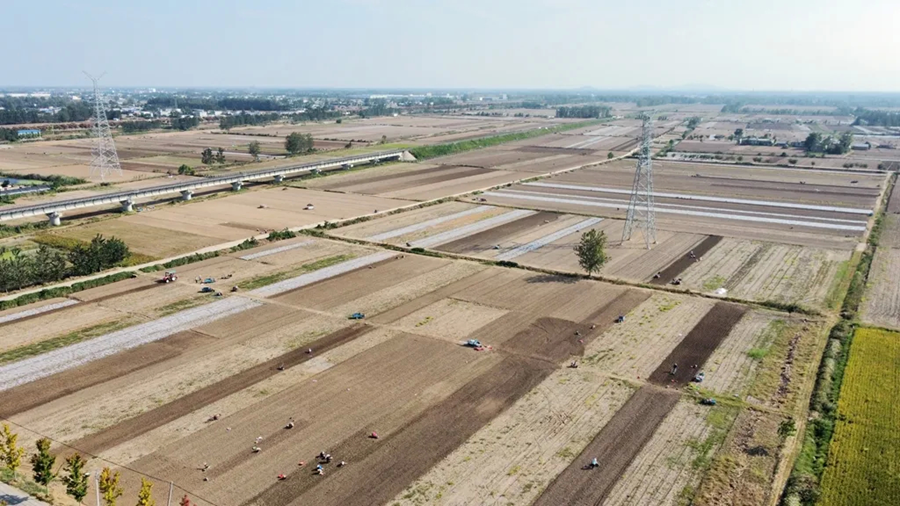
xmin=819 ymin=328 xmax=900 ymax=506
xmin=0 ymin=105 xmax=890 ymax=506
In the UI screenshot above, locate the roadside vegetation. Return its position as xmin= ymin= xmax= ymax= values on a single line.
xmin=408 ymin=120 xmax=602 ymax=160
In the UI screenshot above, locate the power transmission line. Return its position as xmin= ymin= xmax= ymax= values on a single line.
xmin=84 ymin=71 xmax=123 ymax=181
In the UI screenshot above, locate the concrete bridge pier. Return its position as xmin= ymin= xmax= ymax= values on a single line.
xmin=181 ymin=190 xmax=193 ymax=201
xmin=231 ymin=181 xmax=243 ymax=191
xmin=273 ymin=175 xmax=284 ymax=183
xmin=120 ymin=199 xmax=134 ymax=212
xmin=47 ymin=212 xmax=62 ymax=226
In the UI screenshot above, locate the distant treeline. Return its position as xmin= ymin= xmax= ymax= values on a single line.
xmin=145 ymin=96 xmax=290 ymax=111
xmin=853 ymin=108 xmax=900 ymax=127
xmin=0 ymin=128 xmax=18 ymax=142
xmin=556 ymin=105 xmax=611 ymax=119
xmin=0 ymin=102 xmax=95 ymax=125
xmin=120 ymin=120 xmax=163 ymax=133
xmin=170 ymin=115 xmax=200 ymax=131
xmin=219 ymin=112 xmax=282 ymax=130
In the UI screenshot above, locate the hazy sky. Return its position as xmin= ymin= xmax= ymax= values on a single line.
xmin=5 ymin=0 xmax=898 ymax=91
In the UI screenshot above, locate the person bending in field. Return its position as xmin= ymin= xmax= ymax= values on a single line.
xmin=671 ymin=363 xmax=678 ymax=375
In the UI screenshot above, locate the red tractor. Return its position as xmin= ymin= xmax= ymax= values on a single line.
xmin=160 ymin=271 xmax=178 ymax=283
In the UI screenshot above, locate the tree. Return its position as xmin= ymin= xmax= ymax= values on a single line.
xmin=380 ymin=134 xmax=387 ymax=144
xmin=215 ymin=147 xmax=226 ymax=164
xmin=686 ymin=116 xmax=701 ymax=129
xmin=0 ymin=423 xmax=25 ymax=474
xmin=32 ymin=244 xmax=67 ymax=284
xmin=734 ymin=128 xmax=743 ymax=139
xmin=837 ymin=132 xmax=854 ymax=154
xmin=99 ymin=467 xmax=124 ymax=506
xmin=177 ymin=164 xmax=194 ymax=176
xmin=607 ymin=152 xmax=614 ymax=159
xmin=61 ymin=453 xmax=89 ymax=502
xmin=574 ymin=229 xmax=608 ymax=276
xmin=248 ymin=141 xmax=261 ymax=161
xmin=30 ymin=438 xmax=56 ymax=486
xmin=69 ymin=235 xmax=130 ymax=276
xmin=179 ymin=495 xmax=192 ymax=506
xmin=136 ymin=477 xmax=155 ymax=506
xmin=285 ymin=132 xmax=314 ymax=155
xmin=200 ymin=148 xmax=214 ymax=165
xmin=803 ymin=132 xmax=822 ymax=152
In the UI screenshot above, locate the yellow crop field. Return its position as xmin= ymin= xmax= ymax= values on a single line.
xmin=819 ymin=327 xmax=900 ymax=506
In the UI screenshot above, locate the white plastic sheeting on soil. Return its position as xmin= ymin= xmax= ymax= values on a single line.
xmin=483 ymin=191 xmax=867 ymax=232
xmin=0 ymin=299 xmax=79 ymax=325
xmin=366 ymin=206 xmax=493 ymax=242
xmin=239 ymin=241 xmax=313 ymax=261
xmin=410 ymin=209 xmax=537 ymax=248
xmin=0 ymin=297 xmax=260 ymax=391
xmin=525 ymin=182 xmax=874 ymax=215
xmin=496 ymin=217 xmax=603 ymax=261
xmin=249 ymin=251 xmax=398 ymax=297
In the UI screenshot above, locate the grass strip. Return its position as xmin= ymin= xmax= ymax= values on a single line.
xmin=408 ymin=120 xmax=604 ymax=160
xmin=238 ymin=254 xmax=354 ymax=291
xmin=0 ymin=318 xmax=133 ymax=365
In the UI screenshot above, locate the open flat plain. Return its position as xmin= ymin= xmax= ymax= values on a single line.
xmin=1 ymin=110 xmax=883 ymax=506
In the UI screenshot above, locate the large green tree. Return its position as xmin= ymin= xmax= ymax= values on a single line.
xmin=804 ymin=132 xmax=822 ymax=152
xmin=574 ymin=229 xmax=608 ymax=276
xmin=284 ymin=132 xmax=314 ymax=155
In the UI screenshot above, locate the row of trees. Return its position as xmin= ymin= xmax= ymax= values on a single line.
xmin=1 ymin=423 xmax=194 ymax=506
xmin=285 ymin=132 xmax=315 ymax=155
xmin=555 ymin=105 xmax=611 ymax=119
xmin=170 ymin=115 xmax=201 ymax=131
xmin=0 ymin=102 xmax=94 ymax=126
xmin=219 ymin=112 xmax=281 ymax=130
xmin=0 ymin=235 xmax=129 ymax=292
xmin=852 ymin=107 xmax=900 ymax=127
xmin=120 ymin=120 xmax=163 ymax=133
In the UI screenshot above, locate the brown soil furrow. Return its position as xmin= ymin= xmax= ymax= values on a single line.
xmin=273 ymin=255 xmax=439 ymax=309
xmin=346 ymin=167 xmax=493 ymax=194
xmin=725 ymin=242 xmax=771 ymax=291
xmin=73 ymin=282 xmax=160 ymax=303
xmin=647 ymin=301 xmax=748 ymax=387
xmin=435 ymin=211 xmax=561 ymax=254
xmin=0 ymin=301 xmax=79 ymax=328
xmin=369 ymin=269 xmax=505 ymax=324
xmin=0 ymin=330 xmax=214 ymax=419
xmin=252 ymin=355 xmax=556 ymax=506
xmin=66 ymin=324 xmax=371 ymax=456
xmin=649 ymin=235 xmax=722 ymax=285
xmin=318 ymin=164 xmax=467 ymax=189
xmin=533 ymin=385 xmax=681 ymax=506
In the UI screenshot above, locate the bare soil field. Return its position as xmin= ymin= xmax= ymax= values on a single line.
xmin=119 ymin=186 xmax=413 ymax=243
xmin=678 ymin=238 xmax=851 ymax=309
xmin=435 ymin=211 xmax=560 ymax=253
xmin=535 ymin=386 xmax=681 ymax=506
xmin=861 ymin=247 xmax=900 ymax=330
xmin=0 ymin=301 xmax=127 ymax=353
xmin=603 ymin=400 xmax=727 ymax=506
xmin=650 ymin=235 xmax=723 ymax=285
xmin=53 ymin=219 xmax=223 ymax=258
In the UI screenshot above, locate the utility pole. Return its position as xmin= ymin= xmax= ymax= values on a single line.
xmin=622 ymin=114 xmax=657 ymax=249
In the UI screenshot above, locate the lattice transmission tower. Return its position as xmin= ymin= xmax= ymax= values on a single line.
xmin=622 ymin=114 xmax=657 ymax=249
xmin=84 ymin=72 xmax=122 ymax=181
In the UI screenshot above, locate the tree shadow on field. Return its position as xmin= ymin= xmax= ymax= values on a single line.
xmin=525 ymin=274 xmax=580 ymax=284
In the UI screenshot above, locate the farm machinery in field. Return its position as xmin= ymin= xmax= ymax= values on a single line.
xmin=159 ymin=271 xmax=178 ymax=283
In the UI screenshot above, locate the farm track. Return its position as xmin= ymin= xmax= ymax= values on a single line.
xmin=435 ymin=211 xmax=561 ymax=253
xmin=0 ymin=330 xmax=214 ymax=419
xmin=64 ymin=324 xmax=371 ymax=456
xmin=649 ymin=235 xmax=722 ymax=285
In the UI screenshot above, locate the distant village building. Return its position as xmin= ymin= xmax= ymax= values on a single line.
xmin=17 ymin=129 xmax=41 ymax=139
xmin=851 ymin=142 xmax=871 ymax=151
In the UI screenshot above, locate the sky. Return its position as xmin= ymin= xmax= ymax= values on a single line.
xmin=4 ymin=0 xmax=899 ymax=91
